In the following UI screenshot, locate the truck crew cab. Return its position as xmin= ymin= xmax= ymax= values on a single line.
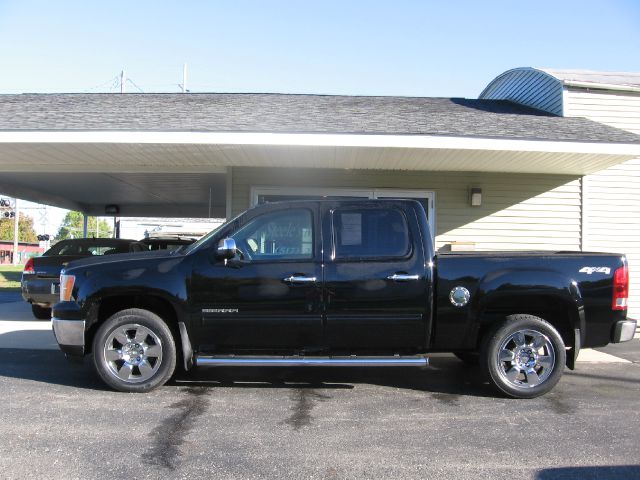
xmin=52 ymin=200 xmax=636 ymax=398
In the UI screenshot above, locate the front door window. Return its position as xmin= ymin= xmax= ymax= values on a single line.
xmin=232 ymin=209 xmax=313 ymax=260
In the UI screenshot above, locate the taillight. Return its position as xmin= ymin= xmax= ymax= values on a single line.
xmin=612 ymin=265 xmax=629 ymax=311
xmin=59 ymin=274 xmax=76 ymax=302
xmin=23 ymin=258 xmax=35 ymax=275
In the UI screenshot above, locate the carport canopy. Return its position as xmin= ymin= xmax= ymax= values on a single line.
xmin=1 ymin=93 xmax=639 ymax=218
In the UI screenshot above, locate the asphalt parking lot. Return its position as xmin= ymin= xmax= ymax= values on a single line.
xmin=0 ymin=301 xmax=639 ymax=480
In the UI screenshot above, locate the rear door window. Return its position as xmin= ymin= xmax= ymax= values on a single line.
xmin=332 ymin=207 xmax=410 ymax=260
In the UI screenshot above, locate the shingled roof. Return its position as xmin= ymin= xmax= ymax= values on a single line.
xmin=0 ymin=93 xmax=638 ymax=144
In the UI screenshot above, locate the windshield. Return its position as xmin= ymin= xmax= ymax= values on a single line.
xmin=179 ymin=216 xmax=238 ymax=255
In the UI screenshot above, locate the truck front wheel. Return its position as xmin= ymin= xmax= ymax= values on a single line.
xmin=92 ymin=308 xmax=176 ymax=393
xmin=480 ymin=314 xmax=566 ymax=399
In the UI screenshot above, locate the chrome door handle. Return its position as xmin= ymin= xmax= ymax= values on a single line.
xmin=387 ymin=274 xmax=420 ymax=282
xmin=283 ymin=275 xmax=317 ymax=284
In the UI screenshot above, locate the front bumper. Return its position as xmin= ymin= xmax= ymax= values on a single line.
xmin=612 ymin=319 xmax=637 ymax=343
xmin=52 ymin=318 xmax=85 ymax=357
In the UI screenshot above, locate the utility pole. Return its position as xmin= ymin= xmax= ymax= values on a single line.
xmin=120 ymin=69 xmax=126 ymax=93
xmin=12 ymin=198 xmax=19 ymax=265
xmin=180 ymin=63 xmax=188 ymax=93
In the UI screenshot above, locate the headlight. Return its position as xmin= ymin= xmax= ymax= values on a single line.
xmin=59 ymin=274 xmax=76 ymax=302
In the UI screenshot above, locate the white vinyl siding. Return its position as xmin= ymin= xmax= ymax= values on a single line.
xmin=582 ymin=162 xmax=640 ymax=319
xmin=564 ymin=88 xmax=640 ymax=135
xmin=565 ymin=88 xmax=640 ymax=319
xmin=231 ymin=167 xmax=581 ymax=252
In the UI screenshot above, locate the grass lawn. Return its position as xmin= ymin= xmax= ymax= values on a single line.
xmin=0 ymin=265 xmax=22 ymax=291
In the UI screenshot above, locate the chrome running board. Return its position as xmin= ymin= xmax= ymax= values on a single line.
xmin=195 ymin=355 xmax=429 ymax=368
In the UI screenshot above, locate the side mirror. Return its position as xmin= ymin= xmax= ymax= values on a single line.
xmin=216 ymin=238 xmax=237 ymax=260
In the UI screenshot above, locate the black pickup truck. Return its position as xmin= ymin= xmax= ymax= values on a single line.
xmin=51 ymin=200 xmax=636 ymax=398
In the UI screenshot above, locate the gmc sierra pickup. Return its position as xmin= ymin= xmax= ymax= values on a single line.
xmin=51 ymin=200 xmax=636 ymax=398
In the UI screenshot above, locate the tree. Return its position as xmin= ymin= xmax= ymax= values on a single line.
xmin=0 ymin=215 xmax=38 ymax=243
xmin=55 ymin=211 xmax=113 ymax=240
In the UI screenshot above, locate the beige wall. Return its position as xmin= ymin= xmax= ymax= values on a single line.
xmin=231 ymin=167 xmax=581 ymax=252
xmin=583 ymin=159 xmax=640 ymax=319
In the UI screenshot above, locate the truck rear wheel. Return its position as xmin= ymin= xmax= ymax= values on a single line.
xmin=480 ymin=314 xmax=565 ymax=399
xmin=92 ymin=308 xmax=176 ymax=393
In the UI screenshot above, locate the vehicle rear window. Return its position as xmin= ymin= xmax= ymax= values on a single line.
xmin=45 ymin=242 xmax=131 ymax=256
xmin=332 ymin=207 xmax=410 ymax=259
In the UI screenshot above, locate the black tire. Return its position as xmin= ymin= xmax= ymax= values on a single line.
xmin=480 ymin=314 xmax=566 ymax=399
xmin=453 ymin=351 xmax=479 ymax=365
xmin=31 ymin=304 xmax=51 ymax=320
xmin=92 ymin=308 xmax=176 ymax=393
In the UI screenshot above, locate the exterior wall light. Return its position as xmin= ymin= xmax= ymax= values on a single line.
xmin=470 ymin=187 xmax=482 ymax=207
xmin=105 ymin=204 xmax=120 ymax=215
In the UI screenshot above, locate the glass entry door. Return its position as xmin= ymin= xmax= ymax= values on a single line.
xmin=372 ymin=189 xmax=435 ymax=236
xmin=252 ymin=186 xmax=435 ymax=238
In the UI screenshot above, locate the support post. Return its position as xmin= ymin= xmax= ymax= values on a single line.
xmin=82 ymin=213 xmax=88 ymax=238
xmin=225 ymin=166 xmax=233 ymax=220
xmin=12 ymin=198 xmax=19 ymax=265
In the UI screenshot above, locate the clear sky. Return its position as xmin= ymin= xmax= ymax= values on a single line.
xmin=0 ymin=0 xmax=639 ymax=98
xmin=1 ymin=0 xmax=639 ymax=234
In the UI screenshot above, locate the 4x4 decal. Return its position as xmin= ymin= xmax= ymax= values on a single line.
xmin=579 ymin=267 xmax=611 ymax=275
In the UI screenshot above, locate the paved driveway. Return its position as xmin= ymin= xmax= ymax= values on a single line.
xmin=0 ymin=290 xmax=22 ymax=303
xmin=0 ymin=301 xmax=639 ymax=479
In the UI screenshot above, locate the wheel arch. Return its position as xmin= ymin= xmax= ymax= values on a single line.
xmin=473 ymin=270 xmax=584 ymax=368
xmin=85 ymin=293 xmax=190 ymax=369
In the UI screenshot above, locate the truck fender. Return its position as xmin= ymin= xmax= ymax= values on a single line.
xmin=473 ymin=268 xmax=585 ymax=369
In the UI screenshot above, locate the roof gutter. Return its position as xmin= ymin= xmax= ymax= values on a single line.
xmin=0 ymin=131 xmax=639 ymax=156
xmin=562 ymin=80 xmax=640 ymax=93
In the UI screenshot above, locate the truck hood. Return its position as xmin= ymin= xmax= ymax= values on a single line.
xmin=64 ymin=249 xmax=175 ymax=271
xmin=31 ymin=254 xmax=89 ymax=279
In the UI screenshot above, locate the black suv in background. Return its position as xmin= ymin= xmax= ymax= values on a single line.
xmin=21 ymin=238 xmax=140 ymax=319
xmin=22 ymin=235 xmax=200 ymax=319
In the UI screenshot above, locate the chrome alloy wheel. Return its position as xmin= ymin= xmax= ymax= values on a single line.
xmin=496 ymin=329 xmax=556 ymax=389
xmin=102 ymin=323 xmax=163 ymax=383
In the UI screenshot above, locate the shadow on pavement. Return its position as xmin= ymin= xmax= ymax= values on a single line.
xmin=536 ymin=465 xmax=640 ymax=479
xmin=597 ymin=338 xmax=640 ymax=364
xmin=0 ymin=348 xmax=499 ymax=397
xmin=0 ymin=291 xmax=22 ymax=304
xmin=0 ymin=348 xmax=107 ymax=391
xmin=0 ymin=300 xmax=38 ymax=321
xmin=0 ymin=329 xmax=58 ymax=349
xmin=565 ymin=370 xmax=640 ymax=385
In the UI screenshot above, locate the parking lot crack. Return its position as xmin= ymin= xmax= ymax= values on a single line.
xmin=142 ymin=387 xmax=209 ymax=470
